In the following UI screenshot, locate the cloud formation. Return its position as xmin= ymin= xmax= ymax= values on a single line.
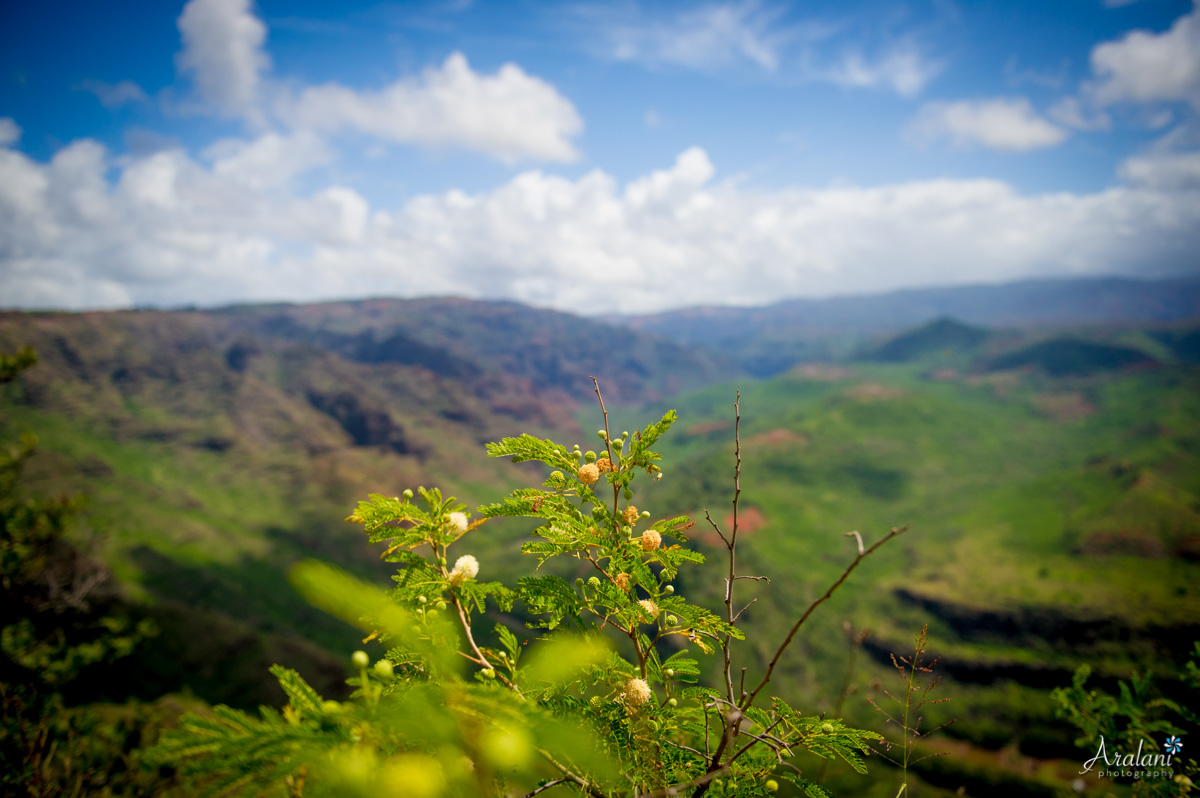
xmin=275 ymin=53 xmax=583 ymax=164
xmin=604 ymin=2 xmax=790 ymax=72
xmin=171 ymin=0 xmax=582 ymax=163
xmin=175 ymin=0 xmax=270 ymax=121
xmin=2 ymin=132 xmax=1195 ymax=313
xmin=908 ymin=97 xmax=1068 ymax=151
xmin=588 ymin=1 xmax=940 ymax=95
xmin=1090 ymin=1 xmax=1200 ymax=106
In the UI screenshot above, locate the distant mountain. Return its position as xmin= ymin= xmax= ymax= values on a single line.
xmin=610 ymin=276 xmax=1200 ymax=374
xmin=0 ymin=298 xmax=730 ymax=706
xmin=986 ymin=338 xmax=1159 ymax=377
xmin=864 ymin=317 xmax=991 ymax=363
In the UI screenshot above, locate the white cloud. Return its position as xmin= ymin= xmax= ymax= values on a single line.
xmin=591 ymin=2 xmax=940 ymax=96
xmin=203 ymin=131 xmax=332 ymax=191
xmin=1090 ymin=1 xmax=1200 ymax=106
xmin=1048 ymin=96 xmax=1112 ymax=131
xmin=1119 ymin=149 xmax=1200 ymax=189
xmin=175 ymin=0 xmax=270 ymax=121
xmin=0 ymin=118 xmax=20 ymax=147
xmin=80 ymin=79 xmax=150 ymax=110
xmin=3 ymin=136 xmax=1197 ymax=313
xmin=827 ymin=45 xmax=940 ymax=97
xmin=908 ymin=97 xmax=1068 ymax=151
xmin=276 ymin=53 xmax=582 ymax=164
xmin=605 ymin=2 xmax=789 ymax=71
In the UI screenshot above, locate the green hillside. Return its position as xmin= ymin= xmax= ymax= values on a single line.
xmin=634 ymin=355 xmax=1200 ymax=795
xmin=3 ymin=304 xmax=1198 ymax=795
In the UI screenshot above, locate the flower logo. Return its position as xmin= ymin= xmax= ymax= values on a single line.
xmin=1164 ymin=735 xmax=1183 ymax=755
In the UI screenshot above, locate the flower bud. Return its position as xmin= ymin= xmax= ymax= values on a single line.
xmin=822 ymin=722 xmax=835 ymax=733
xmin=623 ymin=487 xmax=633 ymax=500
xmin=587 ymin=576 xmax=600 ymax=588
xmin=402 ymin=488 xmax=413 ymax=499
xmin=374 ymin=659 xmax=394 ymax=679
xmin=435 ymin=601 xmax=447 ymax=611
xmin=613 ymin=438 xmax=624 ymax=450
xmin=598 ymin=430 xmax=608 ymax=440
xmin=417 ymin=595 xmax=427 ymax=604
xmin=665 ymin=668 xmax=675 ymax=677
xmin=482 ymin=668 xmax=496 ymax=680
xmin=585 ymin=450 xmax=597 ymax=463
xmin=666 ymin=615 xmax=678 ymax=627
xmin=668 ymin=698 xmax=678 ymax=707
xmin=664 ymin=584 xmax=674 ymax=594
xmin=766 ymin=779 xmax=779 ymax=792
xmin=614 ymin=573 xmax=630 ymax=590
xmin=351 ymin=651 xmax=370 ymax=669
xmin=576 ymin=577 xmax=586 ymax=589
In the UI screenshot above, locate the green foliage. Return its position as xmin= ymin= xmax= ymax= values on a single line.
xmin=1052 ymin=644 xmax=1200 ymax=796
xmin=1 ymin=348 xmax=167 ymax=797
xmin=151 ymin=392 xmax=904 ymax=796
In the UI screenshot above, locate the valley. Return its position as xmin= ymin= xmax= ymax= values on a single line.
xmin=2 ymin=278 xmax=1198 ymax=796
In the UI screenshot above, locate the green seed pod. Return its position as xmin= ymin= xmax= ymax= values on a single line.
xmin=402 ymin=488 xmax=413 ymax=499
xmin=822 ymin=722 xmax=834 ymax=733
xmin=587 ymin=576 xmax=600 ymax=588
xmin=668 ymin=698 xmax=678 ymax=708
xmin=575 ymin=577 xmax=585 ymax=589
xmin=438 ymin=556 xmax=447 ymax=567
xmin=374 ymin=659 xmax=394 ymax=679
xmin=664 ymin=584 xmax=675 ymax=594
xmin=766 ymin=779 xmax=779 ymax=792
xmin=666 ymin=615 xmax=678 ymax=627
xmin=623 ymin=488 xmax=633 ymax=500
xmin=417 ymin=595 xmax=427 ymax=604
xmin=550 ymin=470 xmax=564 ymax=480
xmin=435 ymin=601 xmax=447 ymax=611
xmin=613 ymin=438 xmax=623 ymax=450
xmin=597 ymin=430 xmax=608 ymax=440
xmin=585 ymin=450 xmax=597 ymax=463
xmin=640 ymin=511 xmax=650 ymax=519
xmin=589 ymin=695 xmax=604 ymax=709
xmin=482 ymin=668 xmax=496 ymax=680
xmin=621 ymin=431 xmax=629 ymax=439
xmin=665 ymin=668 xmax=675 ymax=678
xmin=351 ymin=650 xmax=369 ymax=669
xmin=573 ymin=444 xmax=581 ymax=451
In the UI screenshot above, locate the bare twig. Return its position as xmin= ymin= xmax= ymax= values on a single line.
xmin=740 ymin=525 xmax=908 ymax=711
xmin=520 ymin=778 xmax=570 ymax=797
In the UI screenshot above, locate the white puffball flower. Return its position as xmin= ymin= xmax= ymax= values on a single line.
xmin=447 ymin=512 xmax=469 ymax=533
xmin=622 ymin=678 xmax=652 ymax=706
xmin=449 ymin=554 xmax=480 ymax=585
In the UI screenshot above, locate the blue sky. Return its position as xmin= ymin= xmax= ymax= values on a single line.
xmin=1 ymin=0 xmax=1198 ymax=313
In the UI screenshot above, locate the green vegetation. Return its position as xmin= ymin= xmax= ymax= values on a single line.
xmin=149 ymin=389 xmax=903 ymax=796
xmin=1 ymin=301 xmax=1198 ymax=795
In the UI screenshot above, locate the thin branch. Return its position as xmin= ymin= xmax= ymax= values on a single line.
xmin=539 ymin=749 xmax=609 ymax=798
xmin=521 ymin=778 xmax=570 ymax=797
xmin=740 ymin=525 xmax=908 ymax=711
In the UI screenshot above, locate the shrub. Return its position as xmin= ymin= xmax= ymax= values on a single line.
xmin=149 ymin=384 xmax=906 ymax=797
